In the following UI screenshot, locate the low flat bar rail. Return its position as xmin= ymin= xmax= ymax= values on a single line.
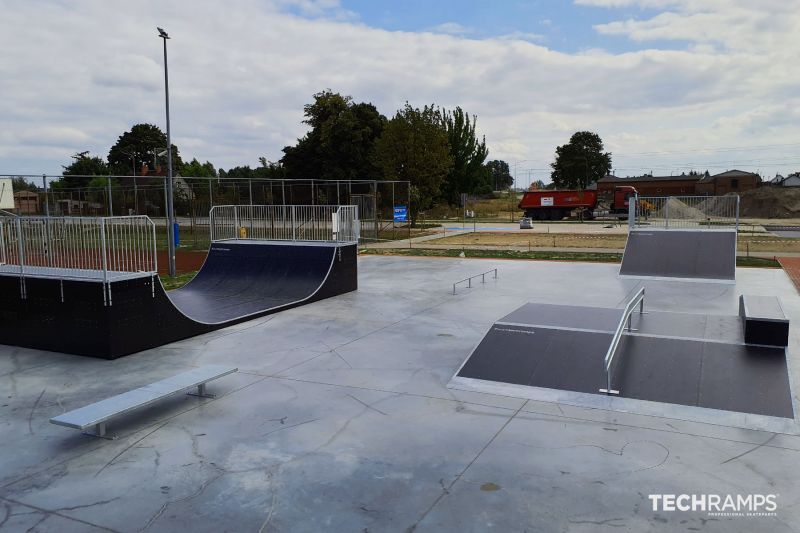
xmin=50 ymin=365 xmax=237 ymax=439
xmin=601 ymin=287 xmax=645 ymax=395
xmin=453 ymin=268 xmax=498 ymax=294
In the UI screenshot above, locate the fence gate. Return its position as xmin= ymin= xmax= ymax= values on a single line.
xmin=630 ymin=195 xmax=740 ymax=231
xmin=351 ymin=194 xmax=377 ymax=241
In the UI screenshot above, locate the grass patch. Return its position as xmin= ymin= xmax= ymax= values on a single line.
xmin=160 ymin=271 xmax=197 ymax=290
xmin=361 ymin=248 xmax=782 ymax=268
xmin=736 ymin=257 xmax=780 ymax=268
xmin=361 ymin=248 xmax=623 ymax=263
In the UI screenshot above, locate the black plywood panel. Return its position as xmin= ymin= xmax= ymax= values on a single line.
xmin=620 ymin=230 xmax=736 ymax=280
xmin=499 ymin=303 xmax=623 ymax=332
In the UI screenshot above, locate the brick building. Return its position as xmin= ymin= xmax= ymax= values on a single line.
xmin=695 ymin=170 xmax=761 ymax=195
xmin=13 ymin=191 xmax=40 ymax=214
xmin=596 ymin=174 xmax=702 ymax=196
xmin=597 ymin=170 xmax=761 ymax=196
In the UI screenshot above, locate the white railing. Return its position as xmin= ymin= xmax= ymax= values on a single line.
xmin=209 ymin=205 xmax=360 ymax=243
xmin=632 ymin=195 xmax=739 ymax=230
xmin=0 ymin=215 xmax=157 ymax=281
xmin=601 ymin=287 xmax=645 ymax=395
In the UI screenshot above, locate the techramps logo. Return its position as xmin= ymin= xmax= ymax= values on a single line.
xmin=649 ymin=494 xmax=778 ymax=518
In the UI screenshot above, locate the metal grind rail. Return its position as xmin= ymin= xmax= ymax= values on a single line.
xmin=601 ymin=286 xmax=645 ymax=395
xmin=453 ymin=268 xmax=498 ymax=294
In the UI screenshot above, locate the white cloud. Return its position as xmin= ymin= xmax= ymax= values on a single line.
xmin=426 ymin=22 xmax=474 ymax=35
xmin=496 ymin=31 xmax=546 ymax=43
xmin=0 ymin=0 xmax=798 ymax=182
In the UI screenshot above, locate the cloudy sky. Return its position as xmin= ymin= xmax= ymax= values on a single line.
xmin=1 ymin=0 xmax=799 ymax=186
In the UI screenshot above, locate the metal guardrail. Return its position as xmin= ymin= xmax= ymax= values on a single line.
xmin=0 ymin=215 xmax=157 ymax=282
xmin=209 ymin=205 xmax=360 ymax=243
xmin=453 ymin=268 xmax=498 ymax=294
xmin=601 ymin=286 xmax=645 ymax=395
xmin=631 ymin=195 xmax=739 ymax=231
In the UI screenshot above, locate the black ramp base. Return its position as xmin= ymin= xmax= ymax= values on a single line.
xmin=620 ymin=229 xmax=736 ymax=281
xmin=739 ymin=295 xmax=790 ymax=347
xmin=0 ymin=241 xmax=358 ymax=359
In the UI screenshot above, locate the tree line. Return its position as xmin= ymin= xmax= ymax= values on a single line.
xmin=56 ymin=90 xmax=513 ymax=217
xmin=54 ymin=90 xmax=624 ymax=220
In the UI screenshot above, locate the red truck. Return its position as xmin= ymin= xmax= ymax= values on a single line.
xmin=518 ymin=186 xmax=637 ymax=220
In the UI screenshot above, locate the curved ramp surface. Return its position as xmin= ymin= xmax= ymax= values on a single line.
xmin=168 ymin=241 xmax=345 ymax=323
xmin=0 ymin=241 xmax=357 ymax=358
xmin=620 ymin=229 xmax=736 ymax=281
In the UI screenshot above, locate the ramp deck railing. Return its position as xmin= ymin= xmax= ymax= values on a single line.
xmin=631 ymin=195 xmax=739 ymax=231
xmin=209 ymin=205 xmax=360 ymax=243
xmin=0 ymin=215 xmax=157 ymax=282
xmin=601 ymin=286 xmax=645 ymax=395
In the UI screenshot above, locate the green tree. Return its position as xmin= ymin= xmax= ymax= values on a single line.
xmin=57 ymin=151 xmax=109 ymax=188
xmin=282 ymin=90 xmax=386 ymax=181
xmin=373 ymin=103 xmax=453 ymax=222
xmin=550 ymin=131 xmax=611 ymax=189
xmin=9 ymin=177 xmax=39 ymax=192
xmin=254 ymin=158 xmax=285 ymax=180
xmin=439 ymin=107 xmax=489 ymax=202
xmin=182 ymin=158 xmax=217 ymax=178
xmin=107 ymin=123 xmax=183 ymax=176
xmin=485 ymin=160 xmax=512 ymax=190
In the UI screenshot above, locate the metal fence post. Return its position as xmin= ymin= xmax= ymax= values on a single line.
xmin=628 ymin=195 xmax=636 ymax=231
xmin=107 ymin=177 xmax=113 ymax=216
xmin=42 ymin=174 xmax=50 ymax=216
xmin=665 ymin=199 xmax=669 ymax=229
xmin=292 ymin=206 xmax=296 ymax=241
xmin=16 ymin=217 xmax=24 ymax=277
xmin=152 ymin=218 xmax=158 ymax=274
xmin=234 ymin=206 xmax=239 ymax=240
xmin=735 ymin=195 xmax=740 ymax=232
xmin=99 ymin=218 xmax=108 ymax=284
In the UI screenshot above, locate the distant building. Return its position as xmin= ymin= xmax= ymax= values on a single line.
xmin=13 ymin=191 xmax=39 ymax=214
xmin=597 ymin=169 xmax=761 ymax=196
xmin=597 ymin=173 xmax=702 ymax=196
xmin=695 ymin=170 xmax=760 ymax=195
xmin=774 ymin=173 xmax=800 ymax=187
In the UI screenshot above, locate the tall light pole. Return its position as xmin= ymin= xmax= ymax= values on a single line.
xmin=158 ymin=27 xmax=176 ymax=277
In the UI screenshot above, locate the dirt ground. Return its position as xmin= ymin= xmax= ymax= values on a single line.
xmin=739 ymin=187 xmax=800 ymax=219
xmin=156 ymin=249 xmax=207 ymax=274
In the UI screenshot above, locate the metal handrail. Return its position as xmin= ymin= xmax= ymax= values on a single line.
xmin=453 ymin=268 xmax=498 ymax=294
xmin=209 ymin=204 xmax=359 ymax=243
xmin=602 ymin=286 xmax=645 ymax=395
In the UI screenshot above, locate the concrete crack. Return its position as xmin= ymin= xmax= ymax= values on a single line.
xmin=720 ymin=432 xmax=777 ymax=465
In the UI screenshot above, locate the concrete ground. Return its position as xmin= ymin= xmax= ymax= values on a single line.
xmin=1 ymin=256 xmax=799 ymax=532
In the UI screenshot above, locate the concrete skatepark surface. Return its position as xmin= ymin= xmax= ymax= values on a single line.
xmin=1 ymin=256 xmax=799 ymax=531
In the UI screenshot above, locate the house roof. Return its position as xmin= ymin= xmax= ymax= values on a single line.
xmin=598 ymin=174 xmax=702 ymax=183
xmin=699 ymin=169 xmax=760 ymax=182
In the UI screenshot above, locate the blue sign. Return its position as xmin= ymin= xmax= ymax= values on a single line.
xmin=393 ymin=205 xmax=408 ymax=223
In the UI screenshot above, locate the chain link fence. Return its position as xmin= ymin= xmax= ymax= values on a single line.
xmin=3 ymin=176 xmax=410 ymax=246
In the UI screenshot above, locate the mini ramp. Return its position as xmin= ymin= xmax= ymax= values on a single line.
xmin=620 ymin=229 xmax=736 ymax=282
xmin=0 ymin=240 xmax=357 ymax=359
